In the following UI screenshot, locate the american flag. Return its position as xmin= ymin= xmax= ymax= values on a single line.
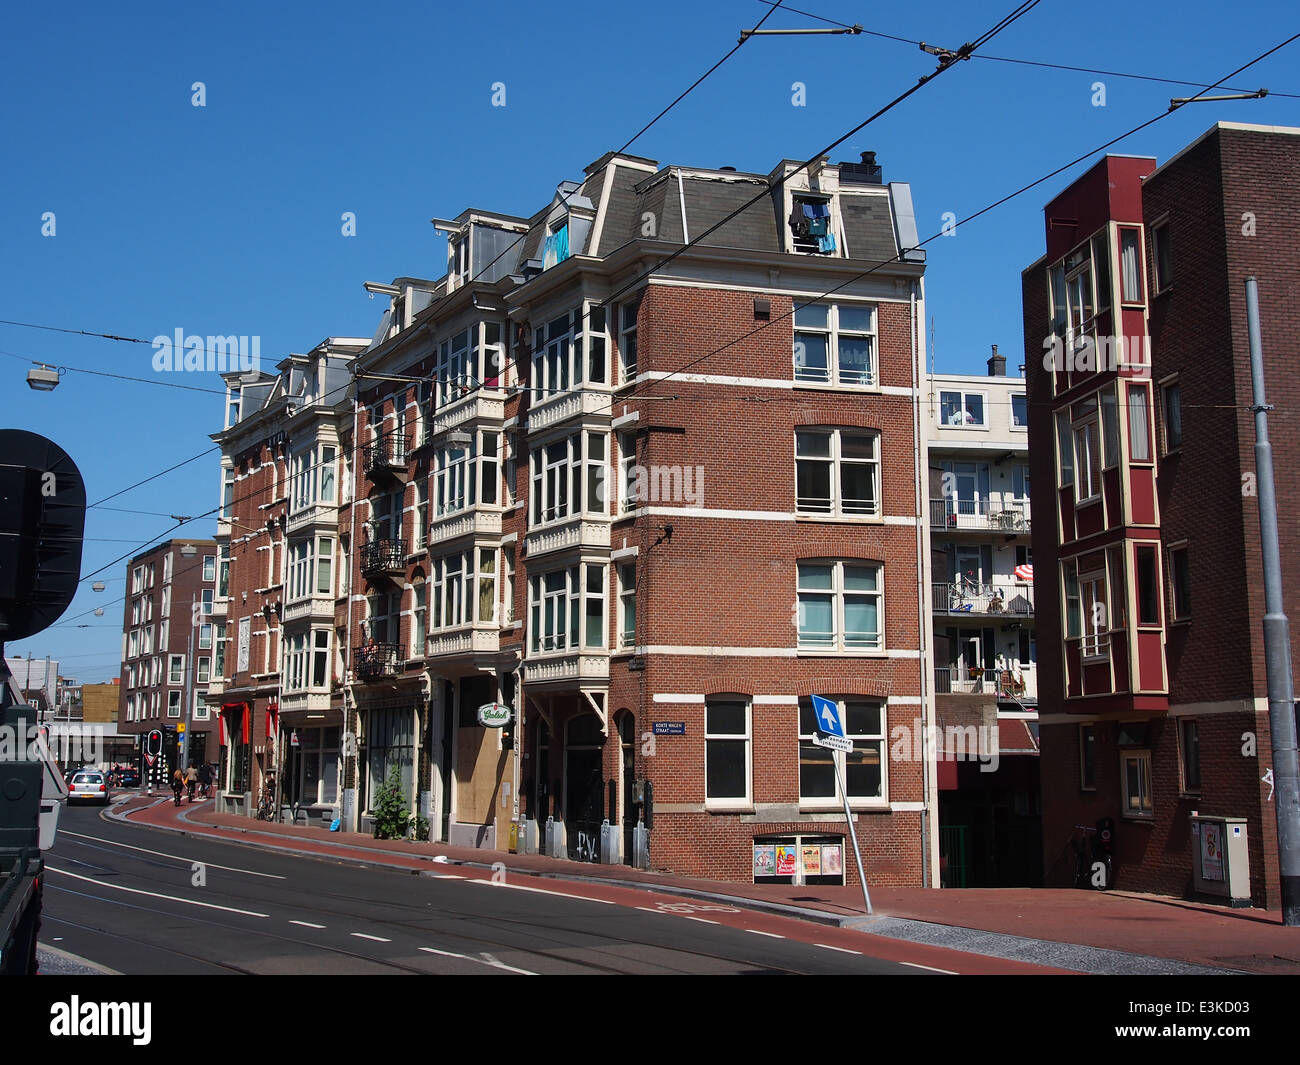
xmin=1015 ymin=563 xmax=1034 ymax=582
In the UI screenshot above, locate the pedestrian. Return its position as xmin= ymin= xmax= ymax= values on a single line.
xmin=198 ymin=762 xmax=212 ymax=798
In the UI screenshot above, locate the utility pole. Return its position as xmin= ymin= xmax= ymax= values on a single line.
xmin=181 ymin=593 xmax=196 ymax=772
xmin=1244 ymin=277 xmax=1299 ymax=925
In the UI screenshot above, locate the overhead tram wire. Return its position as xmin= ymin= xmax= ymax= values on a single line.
xmin=41 ymin=1 xmax=1043 ymax=599
xmin=750 ymin=0 xmax=1300 ymax=98
xmin=608 ymin=29 xmax=1300 ymax=409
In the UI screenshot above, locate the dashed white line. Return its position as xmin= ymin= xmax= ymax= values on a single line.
xmin=290 ymin=920 xmax=326 ymax=929
xmin=745 ymin=929 xmax=785 ymax=939
xmin=681 ymin=916 xmax=719 ymax=925
xmin=901 ymin=961 xmax=957 ymax=974
xmin=815 ymin=943 xmax=861 ymax=955
xmin=349 ymin=933 xmax=392 ymax=943
xmin=467 ymin=880 xmax=615 ymax=904
xmin=478 ymin=952 xmax=535 ymax=975
xmin=419 ymin=947 xmax=471 ymax=960
xmin=427 ymin=873 xmax=465 ymax=879
xmin=46 ymin=867 xmax=269 ymax=917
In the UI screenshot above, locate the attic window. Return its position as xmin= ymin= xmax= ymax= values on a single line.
xmin=790 ymin=194 xmax=836 ymax=255
xmin=542 ymin=221 xmax=571 ymax=269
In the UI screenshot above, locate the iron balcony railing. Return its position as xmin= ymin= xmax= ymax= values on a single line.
xmin=360 ymin=538 xmax=406 ymax=576
xmin=935 ymin=665 xmax=1033 ymax=698
xmin=930 ymin=497 xmax=1030 ymax=533
xmin=933 ymin=580 xmax=1034 ymax=617
xmin=353 ymin=641 xmax=400 ymax=681
xmin=364 ymin=433 xmax=409 ymax=478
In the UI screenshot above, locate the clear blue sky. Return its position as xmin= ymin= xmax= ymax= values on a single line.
xmin=3 ymin=0 xmax=1297 ymax=680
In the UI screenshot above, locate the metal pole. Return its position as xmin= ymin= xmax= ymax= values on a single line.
xmin=1245 ymin=277 xmax=1300 ymax=925
xmin=181 ymin=594 xmax=194 ymax=772
xmin=832 ymin=754 xmax=873 ymax=914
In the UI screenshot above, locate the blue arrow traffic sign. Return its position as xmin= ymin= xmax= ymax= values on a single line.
xmin=810 ymin=695 xmax=845 ymax=738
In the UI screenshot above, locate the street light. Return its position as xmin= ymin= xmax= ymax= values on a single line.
xmin=26 ymin=365 xmax=60 ymax=391
xmin=91 ymin=581 xmax=105 ymax=592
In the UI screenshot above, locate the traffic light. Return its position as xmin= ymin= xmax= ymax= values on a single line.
xmin=145 ymin=729 xmax=163 ymax=760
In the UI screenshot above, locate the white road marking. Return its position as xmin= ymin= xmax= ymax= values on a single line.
xmin=46 ymin=867 xmax=269 ymax=917
xmin=467 ymin=880 xmax=615 ymax=905
xmin=478 ymin=952 xmax=535 ymax=975
xmin=901 ymin=961 xmax=957 ymax=974
xmin=58 ymin=831 xmax=287 ymax=879
xmin=815 ymin=943 xmax=861 ymax=955
xmin=426 ymin=873 xmax=464 ymax=880
xmin=290 ymin=920 xmax=326 ymax=929
xmin=745 ymin=929 xmax=785 ymax=939
xmin=636 ymin=906 xmax=667 ymax=914
xmin=419 ymin=947 xmax=471 ymax=960
xmin=349 ymin=933 xmax=391 ymax=942
xmin=681 ymin=916 xmax=718 ymax=925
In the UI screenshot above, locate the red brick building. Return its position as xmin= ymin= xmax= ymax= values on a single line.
xmin=347 ymin=149 xmax=939 ymax=886
xmin=1022 ymin=123 xmax=1300 ymax=906
xmin=116 ymin=538 xmax=218 ymax=778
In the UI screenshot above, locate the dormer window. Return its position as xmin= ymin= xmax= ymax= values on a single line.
xmin=790 ymin=194 xmax=837 ymax=254
xmin=542 ymin=220 xmax=571 ymax=269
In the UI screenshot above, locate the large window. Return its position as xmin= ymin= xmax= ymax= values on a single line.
xmin=434 ymin=430 xmax=500 ymax=517
xmin=287 ymin=536 xmax=333 ymax=600
xmin=705 ymin=698 xmax=750 ymax=806
xmin=531 ymin=304 xmax=609 ymax=398
xmin=797 ymin=561 xmax=883 ymax=652
xmin=285 ymin=630 xmax=330 ymax=693
xmin=169 ymin=655 xmax=184 ymax=684
xmin=431 ymin=547 xmax=498 ymax=630
xmin=1127 ymin=385 xmax=1151 ymax=462
xmin=798 ymin=697 xmax=885 ymax=803
xmin=364 ymin=707 xmax=414 ymax=815
xmin=794 ymin=303 xmax=876 ymax=387
xmin=795 ymin=429 xmax=879 ymax=517
xmin=1073 ymin=398 xmax=1102 ymax=501
xmin=290 ymin=444 xmax=337 ymax=512
xmin=1120 ymin=228 xmax=1143 ymax=302
xmin=1080 ymin=568 xmax=1109 ymax=658
xmin=618 ymin=297 xmax=639 ymax=383
xmin=529 ymin=430 xmax=607 ymax=526
xmin=528 ymin=561 xmax=606 ymax=654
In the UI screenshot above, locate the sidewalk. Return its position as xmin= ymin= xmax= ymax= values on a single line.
xmin=111 ymin=793 xmax=1300 ymax=975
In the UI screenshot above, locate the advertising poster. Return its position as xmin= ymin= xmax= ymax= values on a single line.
xmin=753 ymin=844 xmax=776 ymax=878
xmin=801 ymin=845 xmax=821 ymax=876
xmin=775 ymin=844 xmax=798 ymax=875
xmin=1200 ymin=821 xmax=1225 ymax=881
xmin=821 ymin=844 xmax=844 ymax=876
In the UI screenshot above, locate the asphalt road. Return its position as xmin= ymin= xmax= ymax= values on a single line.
xmin=40 ymin=805 xmax=931 ymax=976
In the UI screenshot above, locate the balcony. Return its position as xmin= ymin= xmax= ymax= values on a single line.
xmin=930 ymin=498 xmax=1030 ymax=534
xmin=426 ymin=626 xmax=501 ymax=660
xmin=523 ymin=650 xmax=610 ymax=686
xmin=933 ymin=580 xmax=1034 ymax=618
xmin=935 ymin=665 xmax=1036 ymax=702
xmin=364 ymin=433 xmax=409 ymax=480
xmin=282 ymin=594 xmax=335 ymax=625
xmin=525 ymin=388 xmax=611 ymax=435
xmin=426 ymin=507 xmax=502 ymax=549
xmin=432 ymin=390 xmax=507 ymax=438
xmin=361 ymin=538 xmax=406 ymax=578
xmin=524 ymin=515 xmax=611 ymax=559
xmin=286 ymin=500 xmax=338 ymax=536
xmin=353 ymin=641 xmax=401 ymax=682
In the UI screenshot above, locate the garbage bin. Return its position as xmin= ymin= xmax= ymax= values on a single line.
xmin=1190 ymin=815 xmax=1251 ymax=906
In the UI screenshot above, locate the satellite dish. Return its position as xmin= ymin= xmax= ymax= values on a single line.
xmin=0 ymin=430 xmax=86 ymax=641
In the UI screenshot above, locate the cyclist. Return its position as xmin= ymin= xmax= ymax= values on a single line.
xmin=198 ymin=762 xmax=212 ymax=799
xmin=171 ymin=767 xmax=185 ymax=807
xmin=185 ymin=763 xmax=198 ymax=803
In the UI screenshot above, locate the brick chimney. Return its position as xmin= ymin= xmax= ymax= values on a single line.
xmin=987 ymin=343 xmax=1006 ymax=377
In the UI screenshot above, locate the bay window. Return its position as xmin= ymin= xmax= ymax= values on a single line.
xmin=434 ymin=430 xmax=501 ymax=517
xmin=529 ymin=430 xmax=608 ymax=526
xmin=528 ymin=561 xmax=606 ymax=654
xmin=1073 ymin=397 xmax=1101 ymax=501
xmin=430 ymin=547 xmax=498 ymax=630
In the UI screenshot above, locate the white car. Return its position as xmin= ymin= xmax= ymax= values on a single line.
xmin=67 ymin=770 xmax=110 ymax=806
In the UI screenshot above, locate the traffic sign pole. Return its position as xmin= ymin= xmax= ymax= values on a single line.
xmin=833 ymin=756 xmax=873 ymax=915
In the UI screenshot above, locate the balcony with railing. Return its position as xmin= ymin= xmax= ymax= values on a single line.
xmin=364 ymin=433 xmax=409 ymax=479
xmin=353 ymin=640 xmax=401 ymax=681
xmin=360 ymin=538 xmax=407 ymax=578
xmin=934 ymin=665 xmax=1037 ymax=702
xmin=933 ymin=580 xmax=1034 ymax=618
xmin=930 ymin=498 xmax=1030 ymax=534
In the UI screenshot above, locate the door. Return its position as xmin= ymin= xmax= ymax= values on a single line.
xmin=619 ymin=713 xmax=636 ymax=863
xmin=564 ymin=715 xmax=604 ymax=862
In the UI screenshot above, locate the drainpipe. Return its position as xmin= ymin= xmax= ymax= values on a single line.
xmin=343 ymin=380 xmax=361 ymax=832
xmin=911 ymin=278 xmax=935 ymax=889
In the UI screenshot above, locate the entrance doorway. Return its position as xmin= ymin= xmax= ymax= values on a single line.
xmin=564 ymin=715 xmax=604 ymax=862
xmin=618 ymin=712 xmax=635 ymax=863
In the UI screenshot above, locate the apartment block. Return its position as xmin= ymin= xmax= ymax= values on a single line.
xmin=116 ymin=538 xmax=218 ymax=767
xmin=1022 ymin=124 xmax=1300 ymax=906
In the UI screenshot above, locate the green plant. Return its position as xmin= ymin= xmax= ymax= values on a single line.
xmin=410 ymin=814 xmax=430 ymax=842
xmin=371 ymin=765 xmax=411 ymax=840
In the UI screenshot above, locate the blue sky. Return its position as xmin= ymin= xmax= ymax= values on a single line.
xmin=3 ymin=0 xmax=1297 ymax=680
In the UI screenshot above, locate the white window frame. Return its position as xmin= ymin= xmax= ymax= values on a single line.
xmin=793 ymin=302 xmax=877 ymax=388
xmin=618 ymin=296 xmax=640 ymax=384
xmin=798 ymin=697 xmax=887 ymax=807
xmin=796 ymin=560 xmax=884 ymax=653
xmin=1121 ymin=748 xmax=1154 ymax=819
xmin=167 ymin=690 xmax=182 ymax=718
xmin=169 ymin=654 xmax=184 ymax=685
xmin=938 ymin=389 xmax=988 ymax=428
xmin=704 ymin=697 xmax=752 ymax=809
xmin=617 ymin=561 xmax=636 ymax=650
xmin=794 ymin=428 xmax=880 ymax=518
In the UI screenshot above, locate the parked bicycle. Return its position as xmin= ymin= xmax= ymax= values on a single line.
xmin=1072 ymin=821 xmax=1115 ymax=890
xmin=254 ymin=785 xmax=278 ymax=822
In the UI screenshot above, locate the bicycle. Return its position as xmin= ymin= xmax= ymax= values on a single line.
xmin=254 ymin=787 xmax=277 ymax=822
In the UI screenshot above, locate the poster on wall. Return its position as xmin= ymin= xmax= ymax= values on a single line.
xmin=821 ymin=844 xmax=844 ymax=876
xmin=775 ymin=845 xmax=798 ymax=876
xmin=1200 ymin=821 xmax=1225 ymax=881
xmin=801 ymin=845 xmax=821 ymax=876
xmin=753 ymin=844 xmax=776 ymax=878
